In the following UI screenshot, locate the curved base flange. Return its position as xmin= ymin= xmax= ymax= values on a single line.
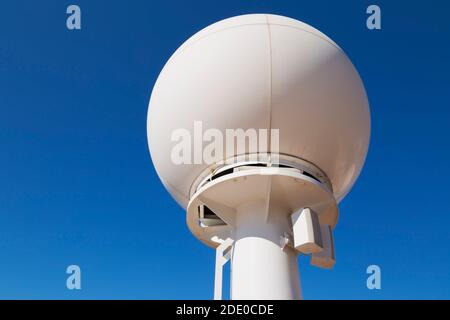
xmin=187 ymin=164 xmax=338 ymax=248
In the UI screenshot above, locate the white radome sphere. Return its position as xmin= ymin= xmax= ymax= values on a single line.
xmin=147 ymin=14 xmax=370 ymax=208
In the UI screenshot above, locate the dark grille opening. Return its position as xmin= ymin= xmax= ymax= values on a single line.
xmin=302 ymin=171 xmax=320 ymax=182
xmin=203 ymin=205 xmax=217 ymax=218
xmin=198 ymin=205 xmax=227 ymax=227
xmin=211 ymin=163 xmax=267 ymax=181
xmin=273 ymin=164 xmax=291 ymax=168
xmin=211 ymin=168 xmax=234 ymax=181
xmin=208 ymin=162 xmax=321 ymax=185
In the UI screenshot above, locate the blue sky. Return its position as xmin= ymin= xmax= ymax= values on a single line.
xmin=0 ymin=0 xmax=449 ymax=299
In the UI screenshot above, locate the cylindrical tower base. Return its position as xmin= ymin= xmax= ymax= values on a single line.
xmin=230 ymin=201 xmax=301 ymax=300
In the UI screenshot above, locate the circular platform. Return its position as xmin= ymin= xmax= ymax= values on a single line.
xmin=187 ymin=157 xmax=338 ymax=248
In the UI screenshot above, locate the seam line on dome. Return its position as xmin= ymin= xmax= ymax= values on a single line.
xmin=265 ymin=15 xmax=273 ymax=153
xmin=265 ymin=23 xmax=342 ymax=52
xmin=171 ymin=22 xmax=343 ymax=61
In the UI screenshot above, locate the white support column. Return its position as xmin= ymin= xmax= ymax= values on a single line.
xmin=214 ymin=238 xmax=234 ymax=300
xmin=230 ymin=201 xmax=301 ymax=300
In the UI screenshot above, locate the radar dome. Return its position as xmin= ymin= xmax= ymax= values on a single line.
xmin=147 ymin=14 xmax=370 ymax=208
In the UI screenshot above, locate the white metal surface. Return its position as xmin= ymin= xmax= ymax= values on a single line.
xmin=186 ymin=163 xmax=337 ymax=249
xmin=311 ymin=225 xmax=336 ymax=269
xmin=291 ymin=208 xmax=323 ymax=254
xmin=230 ymin=201 xmax=301 ymax=300
xmin=186 ymin=164 xmax=331 ymax=299
xmin=214 ymin=238 xmax=234 ymax=300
